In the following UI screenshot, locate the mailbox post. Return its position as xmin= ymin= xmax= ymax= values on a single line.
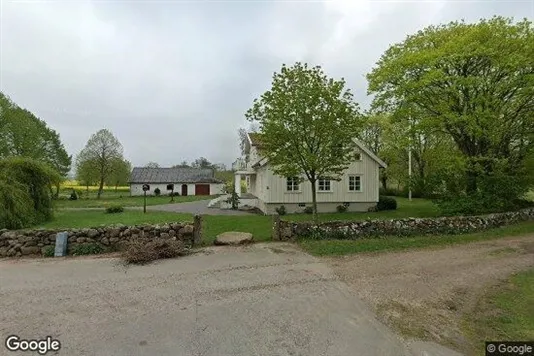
xmin=167 ymin=184 xmax=175 ymax=202
xmin=142 ymin=184 xmax=150 ymax=213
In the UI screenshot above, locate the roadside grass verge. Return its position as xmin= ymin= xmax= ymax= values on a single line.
xmin=54 ymin=194 xmax=215 ymax=208
xmin=299 ymin=221 xmax=534 ymax=256
xmin=463 ymin=268 xmax=534 ymax=353
xmin=38 ymin=210 xmax=192 ymax=229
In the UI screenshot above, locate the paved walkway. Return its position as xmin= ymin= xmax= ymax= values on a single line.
xmin=0 ymin=243 xmax=459 ymax=356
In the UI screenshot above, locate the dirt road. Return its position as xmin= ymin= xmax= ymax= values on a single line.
xmin=0 ymin=243 xmax=458 ymax=356
xmin=328 ymin=235 xmax=534 ymax=355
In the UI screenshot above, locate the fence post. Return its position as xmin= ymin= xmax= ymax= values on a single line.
xmin=193 ymin=215 xmax=202 ymax=246
xmin=272 ymin=214 xmax=281 ymax=241
xmin=55 ymin=231 xmax=68 ymax=257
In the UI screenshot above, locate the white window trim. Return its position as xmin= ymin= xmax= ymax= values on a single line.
xmin=317 ymin=178 xmax=332 ymax=192
xmin=286 ymin=177 xmax=301 ymax=193
xmin=355 ymin=152 xmax=363 ymax=161
xmin=348 ymin=175 xmax=362 ymax=192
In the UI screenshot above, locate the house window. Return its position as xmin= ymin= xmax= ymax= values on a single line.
xmin=355 ymin=152 xmax=362 ymax=161
xmin=318 ymin=178 xmax=331 ymax=191
xmin=349 ymin=175 xmax=362 ymax=192
xmin=286 ymin=177 xmax=300 ymax=192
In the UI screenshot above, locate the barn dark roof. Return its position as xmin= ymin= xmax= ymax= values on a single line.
xmin=129 ymin=167 xmax=222 ymax=184
xmin=248 ymin=132 xmax=264 ymax=147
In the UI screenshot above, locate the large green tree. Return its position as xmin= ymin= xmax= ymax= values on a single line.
xmin=0 ymin=92 xmax=72 ymax=192
xmin=76 ymin=129 xmax=124 ymax=199
xmin=106 ymin=158 xmax=132 ymax=191
xmin=245 ymin=62 xmax=361 ymax=220
xmin=367 ymin=17 xmax=534 ymax=212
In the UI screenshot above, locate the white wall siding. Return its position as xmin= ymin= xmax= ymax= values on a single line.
xmin=262 ymin=149 xmax=380 ymax=204
xmin=210 ymin=184 xmax=224 ymax=195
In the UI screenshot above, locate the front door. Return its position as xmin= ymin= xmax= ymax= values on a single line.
xmin=181 ymin=184 xmax=188 ymax=196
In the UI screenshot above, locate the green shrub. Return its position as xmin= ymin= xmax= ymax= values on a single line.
xmin=336 ymin=205 xmax=348 ymax=213
xmin=43 ymin=246 xmax=55 ymax=257
xmin=0 ymin=175 xmax=35 ymax=229
xmin=0 ymin=157 xmax=60 ymax=229
xmin=377 ymin=196 xmax=397 ymax=211
xmin=379 ymin=187 xmax=402 ymax=196
xmin=71 ymin=243 xmax=104 ymax=256
xmin=154 ymin=188 xmax=161 ymax=196
xmin=303 ymin=206 xmax=314 ymax=214
xmin=69 ymin=190 xmax=78 ymax=200
xmin=275 ymin=205 xmax=287 ymax=215
xmin=169 ymin=192 xmax=180 ymax=197
xmin=105 ymin=205 xmax=124 ymax=214
xmin=225 ymin=191 xmax=240 ymax=210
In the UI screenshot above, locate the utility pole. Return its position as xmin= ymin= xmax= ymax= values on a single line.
xmin=408 ymin=116 xmax=412 ymax=201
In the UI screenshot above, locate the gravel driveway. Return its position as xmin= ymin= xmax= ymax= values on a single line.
xmin=0 ymin=243 xmax=457 ymax=356
xmin=146 ymin=199 xmax=251 ymax=215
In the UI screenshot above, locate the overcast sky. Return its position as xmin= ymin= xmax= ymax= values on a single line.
xmin=1 ymin=0 xmax=532 ymax=168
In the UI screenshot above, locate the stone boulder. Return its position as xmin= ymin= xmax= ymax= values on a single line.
xmin=214 ymin=232 xmax=253 ymax=246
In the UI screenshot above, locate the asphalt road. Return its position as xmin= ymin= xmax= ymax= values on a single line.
xmin=0 ymin=243 xmax=460 ymax=356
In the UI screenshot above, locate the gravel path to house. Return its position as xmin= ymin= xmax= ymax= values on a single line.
xmin=0 ymin=243 xmax=458 ymax=356
xmin=146 ymin=199 xmax=251 ymax=215
xmin=327 ymin=235 xmax=534 ymax=355
xmin=58 ymin=200 xmax=252 ymax=215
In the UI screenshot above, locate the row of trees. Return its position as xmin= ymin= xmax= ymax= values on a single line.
xmin=246 ymin=16 xmax=534 ymax=218
xmin=144 ymin=158 xmax=227 ymax=171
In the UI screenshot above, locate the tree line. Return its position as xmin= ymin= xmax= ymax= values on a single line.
xmin=246 ymin=16 xmax=534 ymax=219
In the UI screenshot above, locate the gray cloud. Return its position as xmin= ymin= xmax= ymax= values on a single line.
xmin=1 ymin=0 xmax=532 ymax=168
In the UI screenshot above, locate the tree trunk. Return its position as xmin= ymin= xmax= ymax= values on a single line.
xmin=115 ymin=184 xmax=118 ymax=192
xmin=97 ymin=177 xmax=104 ymax=199
xmin=381 ymin=174 xmax=388 ymax=191
xmin=55 ymin=183 xmax=60 ymax=199
xmin=310 ymin=179 xmax=318 ymax=222
xmin=466 ymin=171 xmax=477 ymax=194
xmin=466 ymin=159 xmax=478 ymax=194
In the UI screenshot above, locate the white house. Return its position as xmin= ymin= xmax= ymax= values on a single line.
xmin=129 ymin=167 xmax=224 ymax=196
xmin=230 ymin=133 xmax=387 ymax=214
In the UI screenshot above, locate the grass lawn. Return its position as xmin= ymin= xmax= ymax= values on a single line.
xmin=299 ymin=221 xmax=534 ymax=256
xmin=38 ymin=210 xmax=273 ymax=244
xmin=40 ymin=210 xmax=192 ymax=229
xmin=287 ymin=197 xmax=441 ymax=222
xmin=464 ymin=268 xmax=534 ymax=351
xmin=54 ymin=194 xmax=215 ymax=208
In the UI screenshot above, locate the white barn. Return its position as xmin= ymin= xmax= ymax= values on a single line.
xmin=129 ymin=167 xmax=224 ymax=196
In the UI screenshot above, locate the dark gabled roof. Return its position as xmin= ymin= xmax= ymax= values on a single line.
xmin=129 ymin=167 xmax=222 ymax=184
xmin=248 ymin=132 xmax=264 ymax=147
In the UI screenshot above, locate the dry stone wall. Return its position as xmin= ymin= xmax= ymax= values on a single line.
xmin=0 ymin=218 xmax=201 ymax=257
xmin=273 ymin=208 xmax=534 ymax=240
